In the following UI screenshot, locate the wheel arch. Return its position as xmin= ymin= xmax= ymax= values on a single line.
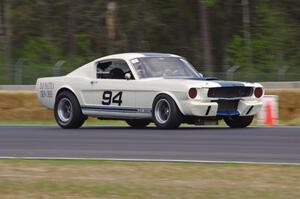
xmin=56 ymin=86 xmax=77 ymax=99
xmin=153 ymin=92 xmax=186 ymax=115
xmin=55 ymin=86 xmax=83 ymax=108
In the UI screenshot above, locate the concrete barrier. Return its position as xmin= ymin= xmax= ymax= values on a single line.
xmin=0 ymin=85 xmax=36 ymax=90
xmin=260 ymin=82 xmax=300 ymax=89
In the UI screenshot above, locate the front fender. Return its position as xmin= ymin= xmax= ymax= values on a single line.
xmin=155 ymin=91 xmax=188 ymax=115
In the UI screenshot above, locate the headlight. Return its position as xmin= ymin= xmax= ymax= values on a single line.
xmin=254 ymin=87 xmax=263 ymax=98
xmin=188 ymin=88 xmax=197 ymax=99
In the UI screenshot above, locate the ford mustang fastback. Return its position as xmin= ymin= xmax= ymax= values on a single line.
xmin=36 ymin=53 xmax=264 ymax=129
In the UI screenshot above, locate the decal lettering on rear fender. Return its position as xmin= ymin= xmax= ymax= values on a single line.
xmin=102 ymin=91 xmax=123 ymax=106
xmin=39 ymin=82 xmax=54 ymax=98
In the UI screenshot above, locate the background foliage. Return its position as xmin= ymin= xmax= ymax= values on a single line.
xmin=0 ymin=0 xmax=300 ymax=83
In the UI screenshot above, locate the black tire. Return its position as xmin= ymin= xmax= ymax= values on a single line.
xmin=126 ymin=119 xmax=151 ymax=128
xmin=152 ymin=94 xmax=182 ymax=129
xmin=54 ymin=91 xmax=85 ymax=129
xmin=224 ymin=115 xmax=254 ymax=128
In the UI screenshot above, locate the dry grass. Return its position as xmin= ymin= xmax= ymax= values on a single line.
xmin=0 ymin=89 xmax=299 ymax=122
xmin=266 ymin=89 xmax=300 ymax=121
xmin=0 ymin=160 xmax=299 ymax=199
xmin=0 ymin=91 xmax=52 ymax=120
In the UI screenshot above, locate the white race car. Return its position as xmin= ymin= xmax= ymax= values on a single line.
xmin=36 ymin=53 xmax=264 ymax=129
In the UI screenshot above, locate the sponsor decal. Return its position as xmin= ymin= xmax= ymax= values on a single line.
xmin=39 ymin=82 xmax=54 ymax=98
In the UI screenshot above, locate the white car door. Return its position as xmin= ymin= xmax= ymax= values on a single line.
xmin=80 ymin=59 xmax=138 ymax=119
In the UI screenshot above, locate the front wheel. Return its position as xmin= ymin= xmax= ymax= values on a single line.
xmin=224 ymin=115 xmax=254 ymax=128
xmin=152 ymin=94 xmax=182 ymax=129
xmin=54 ymin=91 xmax=85 ymax=129
xmin=126 ymin=119 xmax=151 ymax=128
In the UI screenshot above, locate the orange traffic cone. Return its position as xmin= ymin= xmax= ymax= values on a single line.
xmin=265 ymin=101 xmax=275 ymax=125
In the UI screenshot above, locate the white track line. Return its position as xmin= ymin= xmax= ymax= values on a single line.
xmin=0 ymin=157 xmax=299 ymax=166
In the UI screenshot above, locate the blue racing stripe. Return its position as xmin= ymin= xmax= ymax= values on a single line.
xmin=181 ymin=77 xmax=206 ymax=80
xmin=214 ymin=81 xmax=245 ymax=87
xmin=183 ymin=78 xmax=245 ymax=87
xmin=81 ymin=106 xmax=151 ymax=113
xmin=81 ymin=106 xmax=137 ymax=113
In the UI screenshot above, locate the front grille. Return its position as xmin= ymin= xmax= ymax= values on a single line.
xmin=213 ymin=100 xmax=239 ymax=113
xmin=208 ymin=87 xmax=253 ymax=98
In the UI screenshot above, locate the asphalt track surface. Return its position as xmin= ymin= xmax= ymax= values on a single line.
xmin=0 ymin=126 xmax=299 ymax=164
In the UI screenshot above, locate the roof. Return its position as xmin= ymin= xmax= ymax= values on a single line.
xmin=95 ymin=52 xmax=180 ymax=62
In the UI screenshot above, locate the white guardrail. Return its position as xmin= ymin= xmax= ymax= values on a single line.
xmin=0 ymin=82 xmax=299 ymax=91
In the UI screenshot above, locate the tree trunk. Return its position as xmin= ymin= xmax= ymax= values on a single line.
xmin=66 ymin=0 xmax=76 ymax=55
xmin=2 ymin=0 xmax=12 ymax=83
xmin=176 ymin=0 xmax=188 ymax=57
xmin=198 ymin=0 xmax=213 ymax=75
xmin=0 ymin=0 xmax=4 ymax=36
xmin=137 ymin=0 xmax=146 ymax=51
xmin=40 ymin=0 xmax=51 ymax=39
xmin=106 ymin=1 xmax=117 ymax=53
xmin=241 ymin=0 xmax=252 ymax=66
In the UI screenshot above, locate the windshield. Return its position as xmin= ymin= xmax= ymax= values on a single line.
xmin=130 ymin=57 xmax=201 ymax=79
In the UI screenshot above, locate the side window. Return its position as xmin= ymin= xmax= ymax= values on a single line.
xmin=96 ymin=60 xmax=134 ymax=80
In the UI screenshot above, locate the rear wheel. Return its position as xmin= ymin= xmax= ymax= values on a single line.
xmin=126 ymin=119 xmax=151 ymax=128
xmin=54 ymin=91 xmax=85 ymax=129
xmin=224 ymin=115 xmax=254 ymax=128
xmin=152 ymin=94 xmax=182 ymax=129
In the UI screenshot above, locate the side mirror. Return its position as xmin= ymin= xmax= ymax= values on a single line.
xmin=125 ymin=73 xmax=132 ymax=80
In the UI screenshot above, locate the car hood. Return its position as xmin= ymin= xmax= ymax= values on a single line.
xmin=148 ymin=77 xmax=262 ymax=88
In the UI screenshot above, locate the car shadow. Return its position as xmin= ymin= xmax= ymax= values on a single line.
xmin=78 ymin=125 xmax=262 ymax=131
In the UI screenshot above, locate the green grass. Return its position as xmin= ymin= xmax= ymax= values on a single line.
xmin=0 ymin=159 xmax=299 ymax=199
xmin=281 ymin=117 xmax=300 ymax=126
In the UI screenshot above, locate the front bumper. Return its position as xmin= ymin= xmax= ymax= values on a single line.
xmin=185 ymin=99 xmax=263 ymax=117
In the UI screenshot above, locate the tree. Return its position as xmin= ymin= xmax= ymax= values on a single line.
xmin=226 ymin=0 xmax=297 ymax=75
xmin=0 ymin=0 xmax=300 ymax=83
xmin=198 ymin=0 xmax=214 ymax=74
xmin=241 ymin=0 xmax=252 ymax=66
xmin=1 ymin=0 xmax=12 ymax=83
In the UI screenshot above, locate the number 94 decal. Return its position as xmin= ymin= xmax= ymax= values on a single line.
xmin=102 ymin=91 xmax=123 ymax=106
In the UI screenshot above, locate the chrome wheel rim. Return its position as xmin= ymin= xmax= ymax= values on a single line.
xmin=155 ymin=99 xmax=171 ymax=124
xmin=57 ymin=98 xmax=73 ymax=123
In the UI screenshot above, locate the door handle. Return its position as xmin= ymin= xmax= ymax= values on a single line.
xmin=90 ymin=81 xmax=98 ymax=85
